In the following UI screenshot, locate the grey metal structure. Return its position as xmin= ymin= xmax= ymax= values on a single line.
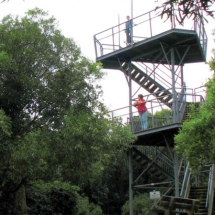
xmin=94 ymin=5 xmax=213 ymax=215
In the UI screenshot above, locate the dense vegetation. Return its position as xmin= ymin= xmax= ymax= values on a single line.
xmin=174 ymin=74 xmax=215 ymax=172
xmin=0 ymin=9 xmax=136 ymax=214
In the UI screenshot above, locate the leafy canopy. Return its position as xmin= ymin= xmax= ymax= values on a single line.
xmin=0 ymin=8 xmax=136 ymax=192
xmin=159 ymin=0 xmax=214 ymax=25
xmin=174 ymin=76 xmax=215 ymax=172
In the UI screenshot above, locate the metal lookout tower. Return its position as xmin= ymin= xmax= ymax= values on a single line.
xmin=94 ymin=5 xmax=215 ymax=215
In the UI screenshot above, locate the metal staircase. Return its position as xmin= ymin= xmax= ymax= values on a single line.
xmin=189 ymin=187 xmax=208 ymax=215
xmin=132 ymin=147 xmax=174 ymax=183
xmin=120 ymin=61 xmax=173 ymax=107
xmin=132 ymin=146 xmax=215 ymax=215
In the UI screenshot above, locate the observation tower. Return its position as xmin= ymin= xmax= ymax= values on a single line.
xmin=94 ymin=5 xmax=215 ymax=215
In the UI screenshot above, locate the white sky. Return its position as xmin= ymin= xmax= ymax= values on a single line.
xmin=0 ymin=0 xmax=215 ymax=112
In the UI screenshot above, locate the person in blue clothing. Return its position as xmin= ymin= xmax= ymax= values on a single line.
xmin=125 ymin=15 xmax=132 ymax=44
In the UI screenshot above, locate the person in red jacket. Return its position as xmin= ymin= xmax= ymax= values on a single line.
xmin=133 ymin=94 xmax=148 ymax=130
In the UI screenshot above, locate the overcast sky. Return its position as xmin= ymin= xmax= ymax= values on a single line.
xmin=0 ymin=0 xmax=214 ymax=111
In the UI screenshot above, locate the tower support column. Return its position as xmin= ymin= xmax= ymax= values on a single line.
xmin=171 ymin=47 xmax=178 ymax=123
xmin=129 ymin=148 xmax=133 ymax=215
xmin=128 ymin=62 xmax=133 ymax=215
xmin=174 ymin=151 xmax=179 ymax=197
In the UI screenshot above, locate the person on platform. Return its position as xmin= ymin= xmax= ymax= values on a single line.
xmin=125 ymin=15 xmax=132 ymax=45
xmin=133 ymin=94 xmax=148 ymax=130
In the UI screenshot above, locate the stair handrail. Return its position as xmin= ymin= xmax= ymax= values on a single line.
xmin=180 ymin=162 xmax=191 ymax=198
xmin=133 ymin=61 xmax=173 ymax=91
xmin=136 ymin=145 xmax=173 ymax=164
xmin=177 ymin=84 xmax=189 ymax=122
xmin=206 ymin=164 xmax=215 ymax=215
xmin=178 ymin=83 xmax=187 ymax=109
xmin=135 ymin=146 xmax=174 ymax=176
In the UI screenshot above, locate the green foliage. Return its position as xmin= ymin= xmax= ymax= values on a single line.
xmin=83 ymin=150 xmax=129 ymax=215
xmin=153 ymin=109 xmax=172 ymax=126
xmin=76 ymin=197 xmax=103 ymax=215
xmin=0 ymin=109 xmax=11 ymax=138
xmin=0 ymin=8 xmax=136 ymax=213
xmin=147 ymin=108 xmax=172 ymax=128
xmin=121 ymin=194 xmax=155 ymax=215
xmin=0 ymin=7 xmax=105 ymax=187
xmin=159 ymin=0 xmax=214 ymax=25
xmin=51 ymin=110 xmax=136 ymax=184
xmin=208 ymin=58 xmax=215 ymax=71
xmin=0 ymin=187 xmax=14 ymax=215
xmin=174 ymin=76 xmax=215 ymax=172
xmin=27 ymin=180 xmax=103 ymax=215
xmin=154 ymin=109 xmax=171 ymax=118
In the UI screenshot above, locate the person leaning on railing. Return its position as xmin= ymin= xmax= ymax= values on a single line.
xmin=133 ymin=94 xmax=148 ymax=130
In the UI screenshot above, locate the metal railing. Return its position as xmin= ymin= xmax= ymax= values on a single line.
xmin=109 ymin=87 xmax=206 ymax=132
xmin=206 ymin=164 xmax=215 ymax=215
xmin=180 ymin=162 xmax=191 ymax=198
xmin=135 ymin=145 xmax=174 ymax=176
xmin=131 ymin=61 xmax=179 ymax=93
xmin=94 ymin=5 xmax=207 ymax=58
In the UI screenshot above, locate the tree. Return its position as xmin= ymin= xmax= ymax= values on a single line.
xmin=158 ymin=0 xmax=214 ymax=25
xmin=26 ymin=180 xmax=104 ymax=215
xmin=208 ymin=28 xmax=215 ymax=73
xmin=174 ymin=76 xmax=215 ymax=172
xmin=0 ymin=8 xmax=136 ymax=214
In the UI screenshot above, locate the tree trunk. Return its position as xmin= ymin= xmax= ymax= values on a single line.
xmin=13 ymin=183 xmax=27 ymax=215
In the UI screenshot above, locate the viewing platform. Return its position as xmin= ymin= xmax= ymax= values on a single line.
xmin=94 ymin=6 xmax=207 ymax=69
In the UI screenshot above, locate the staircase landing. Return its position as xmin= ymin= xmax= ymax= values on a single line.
xmin=133 ymin=123 xmax=181 ymax=146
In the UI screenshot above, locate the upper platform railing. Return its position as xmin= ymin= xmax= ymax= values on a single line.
xmin=94 ymin=5 xmax=207 ymax=59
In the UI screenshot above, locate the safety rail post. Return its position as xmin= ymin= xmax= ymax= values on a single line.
xmin=93 ymin=35 xmax=98 ymax=58
xmin=129 ymin=62 xmax=134 ymax=133
xmin=174 ymin=152 xmax=179 ymax=197
xmin=149 ymin=12 xmax=152 ymax=37
xmin=206 ymin=164 xmax=215 ymax=215
xmin=118 ymin=17 xmax=120 ymax=49
xmin=112 ymin=27 xmax=115 ymax=51
xmin=194 ymin=6 xmax=197 ymax=32
xmin=150 ymin=100 xmax=155 ymax=128
xmin=180 ymin=162 xmax=191 ymax=198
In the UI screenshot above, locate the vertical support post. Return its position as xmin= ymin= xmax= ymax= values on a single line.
xmin=174 ymin=152 xmax=179 ymax=197
xmin=180 ymin=65 xmax=184 ymax=87
xmin=151 ymin=100 xmax=154 ymax=128
xmin=149 ymin=12 xmax=152 ymax=37
xmin=131 ymin=22 xmax=133 ymax=44
xmin=118 ymin=15 xmax=120 ymax=48
xmin=129 ymin=148 xmax=133 ymax=215
xmin=131 ymin=0 xmax=133 ymax=19
xmin=171 ymin=47 xmax=178 ymax=123
xmin=128 ymin=61 xmax=133 ymax=215
xmin=129 ymin=62 xmax=134 ymax=132
xmin=112 ymin=28 xmax=115 ymax=51
xmin=93 ymin=36 xmax=98 ymax=58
